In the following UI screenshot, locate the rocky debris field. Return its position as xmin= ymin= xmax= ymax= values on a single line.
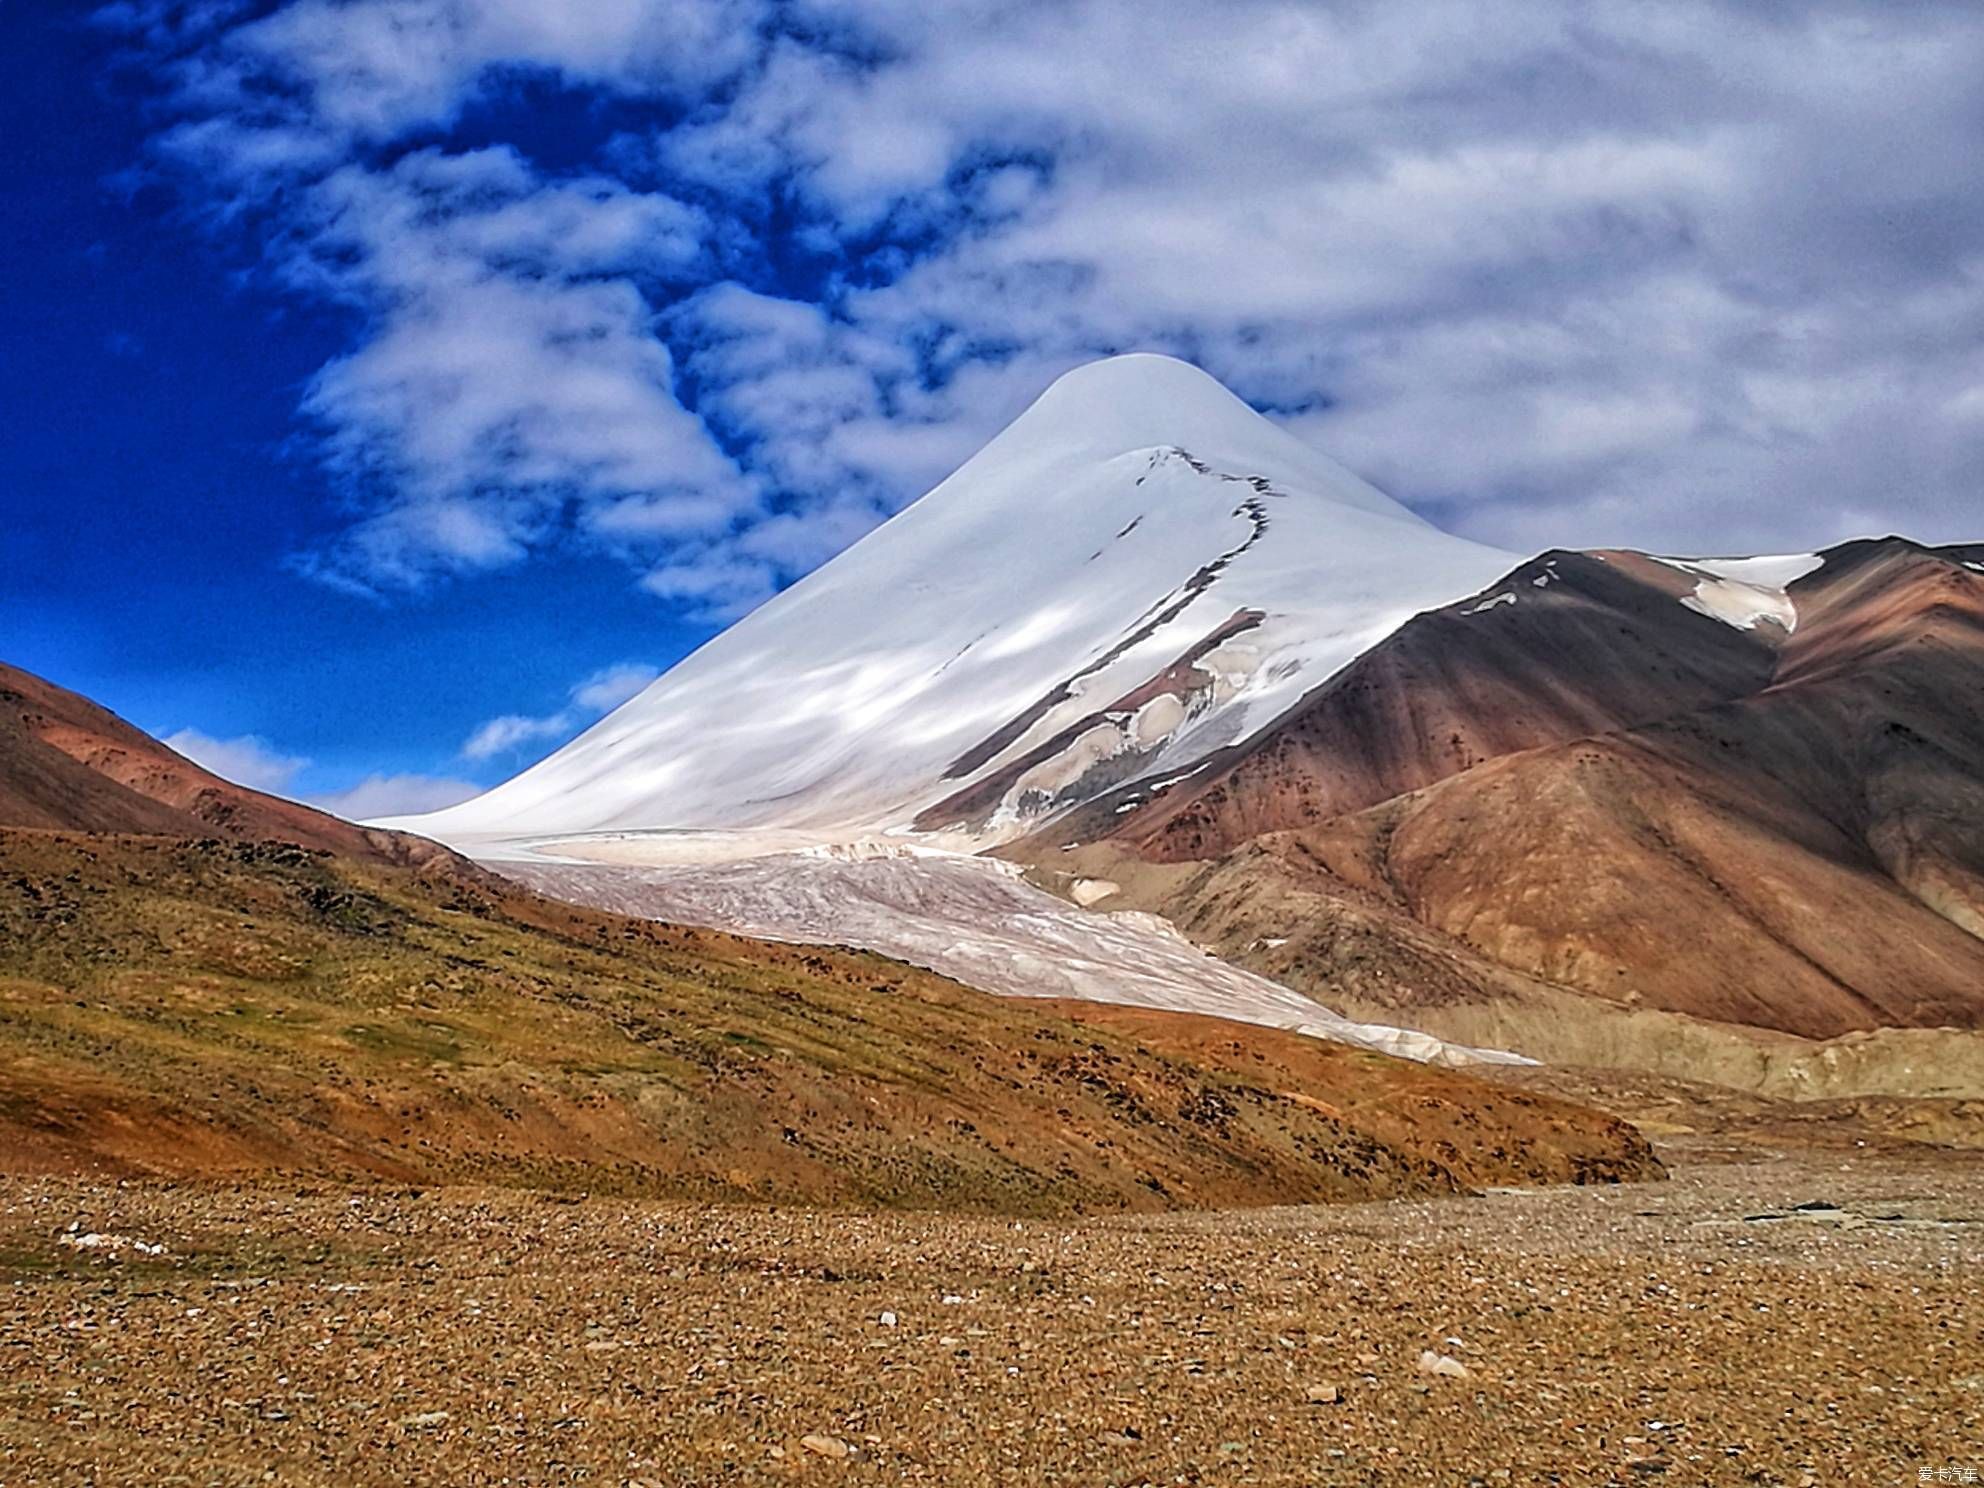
xmin=1 ymin=1147 xmax=1978 ymax=1486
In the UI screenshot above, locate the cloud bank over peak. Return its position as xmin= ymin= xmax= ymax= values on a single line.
xmin=110 ymin=0 xmax=1984 ymax=615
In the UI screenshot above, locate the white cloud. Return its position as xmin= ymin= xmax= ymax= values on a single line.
xmin=157 ymin=725 xmax=482 ymax=822
xmin=460 ymin=711 xmax=574 ymax=761
xmin=248 ymin=147 xmax=758 ymax=592
xmin=308 ymin=772 xmax=482 ymax=820
xmin=639 ymin=553 xmax=779 ymax=623
xmin=119 ymin=0 xmax=1984 ymax=603
xmin=223 ymin=0 xmax=765 ymax=142
xmin=459 ymin=660 xmax=661 ymax=760
xmin=569 ymin=662 xmax=661 ymax=713
xmin=159 ymin=728 xmax=309 ymax=794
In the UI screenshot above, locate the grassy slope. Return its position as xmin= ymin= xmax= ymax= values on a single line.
xmin=0 ymin=829 xmax=1657 ymax=1212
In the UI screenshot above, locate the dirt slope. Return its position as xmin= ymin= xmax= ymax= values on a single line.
xmin=1305 ymin=541 xmax=1984 ymax=1038
xmin=1055 ymin=830 xmax=1984 ymax=1101
xmin=0 ymin=658 xmax=1662 ymax=1207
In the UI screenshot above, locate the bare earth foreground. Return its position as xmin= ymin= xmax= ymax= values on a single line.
xmin=1 ymin=1145 xmax=1978 ymax=1486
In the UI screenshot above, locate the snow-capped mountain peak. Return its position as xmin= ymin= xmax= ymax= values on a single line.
xmin=948 ymin=353 xmax=1415 ymax=522
xmin=381 ymin=354 xmax=1516 ymax=851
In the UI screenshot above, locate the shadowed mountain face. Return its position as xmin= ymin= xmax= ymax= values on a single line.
xmin=0 ymin=660 xmax=1659 ymax=1203
xmin=1029 ymin=548 xmax=1789 ymax=860
xmin=1025 ymin=539 xmax=1984 ymax=1042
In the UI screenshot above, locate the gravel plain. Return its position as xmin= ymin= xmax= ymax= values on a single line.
xmin=1 ymin=1146 xmax=1978 ymax=1487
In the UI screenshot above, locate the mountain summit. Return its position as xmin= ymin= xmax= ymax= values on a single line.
xmin=386 ymin=354 xmax=1515 ymax=848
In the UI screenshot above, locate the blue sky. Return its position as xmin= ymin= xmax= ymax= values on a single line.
xmin=5 ymin=1 xmax=1982 ymax=817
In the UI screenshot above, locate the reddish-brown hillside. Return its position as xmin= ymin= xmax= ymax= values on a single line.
xmin=1030 ymin=549 xmax=1787 ymax=860
xmin=0 ymin=828 xmax=1659 ymax=1204
xmin=0 ymin=661 xmax=453 ymax=868
xmin=1319 ymin=540 xmax=1984 ymax=1038
xmin=1026 ymin=539 xmax=1984 ymax=1042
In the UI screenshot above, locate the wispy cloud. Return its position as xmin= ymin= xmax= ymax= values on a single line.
xmin=112 ymin=0 xmax=1984 ymax=603
xmin=460 ymin=711 xmax=575 ymax=762
xmin=568 ymin=661 xmax=661 ymax=713
xmin=156 ymin=725 xmax=483 ymax=820
xmin=257 ymin=146 xmax=757 ymax=594
xmin=159 ymin=728 xmax=309 ymax=794
xmin=459 ymin=661 xmax=660 ymax=761
xmin=308 ymin=772 xmax=482 ymax=821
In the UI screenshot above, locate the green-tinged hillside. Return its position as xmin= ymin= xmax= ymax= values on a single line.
xmin=0 ymin=829 xmax=1658 ymax=1211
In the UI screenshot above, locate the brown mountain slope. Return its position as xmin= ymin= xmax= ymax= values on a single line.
xmin=0 ymin=828 xmax=1657 ymax=1207
xmin=1037 ymin=538 xmax=1984 ymax=1046
xmin=1305 ymin=540 xmax=1984 ymax=1039
xmin=1048 ymin=831 xmax=1984 ymax=1101
xmin=1026 ymin=548 xmax=1787 ymax=861
xmin=0 ymin=661 xmax=451 ymax=868
xmin=0 ymin=659 xmax=1660 ymax=1205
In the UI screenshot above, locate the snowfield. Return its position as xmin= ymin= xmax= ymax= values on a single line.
xmin=501 ymin=843 xmax=1530 ymax=1068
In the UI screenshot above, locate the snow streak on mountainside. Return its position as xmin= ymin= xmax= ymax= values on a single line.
xmin=386 ymin=355 xmax=1518 ymax=848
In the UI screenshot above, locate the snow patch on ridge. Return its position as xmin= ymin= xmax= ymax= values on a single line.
xmin=1650 ymin=552 xmax=1821 ymax=633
